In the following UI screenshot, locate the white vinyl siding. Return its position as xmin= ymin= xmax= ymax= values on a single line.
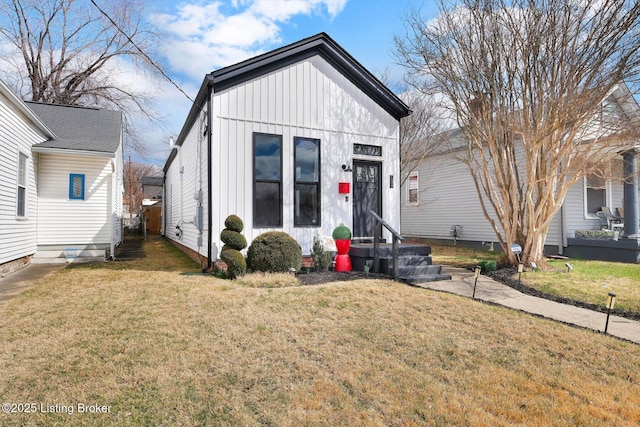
xmin=37 ymin=154 xmax=113 ymax=246
xmin=0 ymin=89 xmax=47 ymax=265
xmin=401 ymin=150 xmax=563 ymax=248
xmin=166 ymin=54 xmax=401 ymax=256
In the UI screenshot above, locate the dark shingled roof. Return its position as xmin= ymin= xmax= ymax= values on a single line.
xmin=26 ymin=102 xmax=122 ymax=154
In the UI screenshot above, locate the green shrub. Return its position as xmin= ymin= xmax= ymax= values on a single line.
xmin=312 ymin=236 xmax=332 ymax=271
xmin=224 ymin=215 xmax=244 ymax=233
xmin=332 ymin=224 xmax=352 ymax=240
xmin=220 ymin=229 xmax=247 ymax=250
xmin=478 ymin=259 xmax=497 ymax=272
xmin=575 ymin=229 xmax=616 ymax=240
xmin=219 ymin=215 xmax=247 ymax=278
xmin=247 ymin=231 xmax=302 ymax=273
xmin=220 ymin=249 xmax=247 ymax=279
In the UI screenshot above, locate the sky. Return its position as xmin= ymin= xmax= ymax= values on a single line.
xmin=138 ymin=0 xmax=438 ymax=166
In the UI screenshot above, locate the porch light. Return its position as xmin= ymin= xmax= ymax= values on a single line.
xmin=604 ymin=292 xmax=616 ymax=334
xmin=341 ymin=162 xmax=352 ymax=172
xmin=518 ymin=263 xmax=524 ymax=285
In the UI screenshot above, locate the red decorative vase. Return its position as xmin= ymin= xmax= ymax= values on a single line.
xmin=334 ymin=239 xmax=352 ymax=272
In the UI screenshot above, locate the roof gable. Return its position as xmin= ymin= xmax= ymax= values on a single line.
xmin=211 ymin=33 xmax=410 ymax=120
xmin=26 ymin=102 xmax=122 ymax=154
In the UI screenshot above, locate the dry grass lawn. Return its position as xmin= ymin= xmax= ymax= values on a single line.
xmin=1 ymin=237 xmax=639 ymax=426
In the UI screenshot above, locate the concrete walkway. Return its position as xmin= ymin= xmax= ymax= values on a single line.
xmin=414 ymin=266 xmax=640 ymax=344
xmin=0 ymin=263 xmax=66 ymax=304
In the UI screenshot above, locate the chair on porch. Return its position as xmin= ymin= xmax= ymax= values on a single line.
xmin=601 ymin=206 xmax=623 ymax=224
xmin=617 ymin=207 xmax=624 ymax=220
xmin=596 ymin=211 xmax=624 ymax=233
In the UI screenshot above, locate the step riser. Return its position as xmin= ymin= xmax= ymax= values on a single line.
xmin=402 ymin=274 xmax=453 ymax=284
xmin=391 ymin=265 xmax=444 ymax=277
xmin=349 ymin=244 xmax=432 ymax=258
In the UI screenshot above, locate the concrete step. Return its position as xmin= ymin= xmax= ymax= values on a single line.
xmin=401 ymin=274 xmax=453 ymax=285
xmin=349 ymin=244 xmax=432 ymax=258
xmin=392 ymin=264 xmax=445 ymax=278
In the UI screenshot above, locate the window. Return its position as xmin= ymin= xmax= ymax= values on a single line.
xmin=353 ymin=143 xmax=382 ymax=157
xmin=407 ymin=171 xmax=419 ymax=205
xmin=254 ymin=133 xmax=282 ymax=227
xmin=69 ymin=174 xmax=85 ymax=200
xmin=17 ymin=152 xmax=28 ymax=217
xmin=585 ymin=169 xmax=607 ymax=217
xmin=294 ymin=137 xmax=320 ymax=227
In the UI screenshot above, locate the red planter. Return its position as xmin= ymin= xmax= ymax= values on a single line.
xmin=334 ymin=239 xmax=352 ymax=272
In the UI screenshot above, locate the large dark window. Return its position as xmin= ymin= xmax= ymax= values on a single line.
xmin=254 ymin=133 xmax=282 ymax=227
xmin=294 ymin=137 xmax=320 ymax=227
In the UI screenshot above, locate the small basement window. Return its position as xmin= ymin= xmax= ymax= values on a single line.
xmin=69 ymin=174 xmax=85 ymax=200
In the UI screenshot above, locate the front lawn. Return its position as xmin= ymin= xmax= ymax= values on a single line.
xmin=0 ymin=237 xmax=638 ymax=425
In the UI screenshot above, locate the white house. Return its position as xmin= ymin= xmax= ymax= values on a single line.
xmin=0 ymin=80 xmax=54 ymax=274
xmin=163 ymin=33 xmax=410 ymax=269
xmin=401 ymin=84 xmax=640 ymax=261
xmin=0 ymin=79 xmax=124 ymax=274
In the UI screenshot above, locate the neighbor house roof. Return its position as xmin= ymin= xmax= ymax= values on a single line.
xmin=26 ymin=102 xmax=122 ymax=154
xmin=165 ymin=32 xmax=410 ymax=172
xmin=141 ymin=176 xmax=164 ymax=186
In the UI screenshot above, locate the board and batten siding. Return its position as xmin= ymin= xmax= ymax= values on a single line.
xmin=401 ymin=149 xmax=562 ymax=250
xmin=0 ymin=90 xmax=48 ymax=264
xmin=37 ymin=153 xmax=114 ymax=249
xmin=165 ymin=55 xmax=401 ymax=257
xmin=211 ymin=55 xmax=400 ymax=255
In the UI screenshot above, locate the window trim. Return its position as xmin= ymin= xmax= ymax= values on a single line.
xmin=16 ymin=151 xmax=28 ymax=218
xmin=253 ymin=132 xmax=283 ymax=228
xmin=294 ymin=136 xmax=321 ymax=228
xmin=583 ymin=175 xmax=610 ymax=219
xmin=69 ymin=173 xmax=86 ymax=201
xmin=406 ymin=171 xmax=419 ymax=206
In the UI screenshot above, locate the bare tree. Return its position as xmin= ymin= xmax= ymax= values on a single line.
xmin=399 ymin=91 xmax=452 ymax=185
xmin=395 ymin=0 xmax=640 ymax=265
xmin=0 ymin=0 xmax=163 ymax=155
xmin=124 ymin=159 xmax=161 ymax=218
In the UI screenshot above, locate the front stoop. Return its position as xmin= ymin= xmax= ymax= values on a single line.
xmin=350 ymin=244 xmax=451 ymax=283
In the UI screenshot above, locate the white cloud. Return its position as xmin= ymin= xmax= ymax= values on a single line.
xmin=152 ymin=0 xmax=349 ymax=81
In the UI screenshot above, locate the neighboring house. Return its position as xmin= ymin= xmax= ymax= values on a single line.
xmin=163 ymin=33 xmax=410 ymax=268
xmin=401 ymin=84 xmax=640 ymax=261
xmin=0 ymin=80 xmax=54 ymax=274
xmin=142 ymin=176 xmax=163 ymax=201
xmin=0 ymin=78 xmax=123 ymax=274
xmin=26 ymin=102 xmax=124 ymax=262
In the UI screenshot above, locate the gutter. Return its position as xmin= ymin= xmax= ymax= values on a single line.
xmin=31 ymin=146 xmax=116 ymax=158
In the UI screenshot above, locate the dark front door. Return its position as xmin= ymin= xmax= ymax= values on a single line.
xmin=352 ymin=160 xmax=382 ymax=240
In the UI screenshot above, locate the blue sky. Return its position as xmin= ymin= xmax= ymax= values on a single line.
xmin=141 ymin=0 xmax=438 ymax=165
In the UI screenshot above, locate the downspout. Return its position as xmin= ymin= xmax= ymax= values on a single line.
xmin=162 ymin=175 xmax=167 ymax=237
xmin=206 ymin=81 xmax=213 ymax=271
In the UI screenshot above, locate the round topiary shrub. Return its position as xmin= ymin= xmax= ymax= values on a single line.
xmin=220 ymin=229 xmax=247 ymax=250
xmin=247 ymin=231 xmax=302 ymax=273
xmin=332 ymin=224 xmax=352 ymax=240
xmin=219 ymin=215 xmax=247 ymax=278
xmin=220 ymin=248 xmax=247 ymax=279
xmin=224 ymin=215 xmax=244 ymax=233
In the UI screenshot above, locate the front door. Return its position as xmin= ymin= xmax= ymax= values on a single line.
xmin=352 ymin=160 xmax=382 ymax=241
